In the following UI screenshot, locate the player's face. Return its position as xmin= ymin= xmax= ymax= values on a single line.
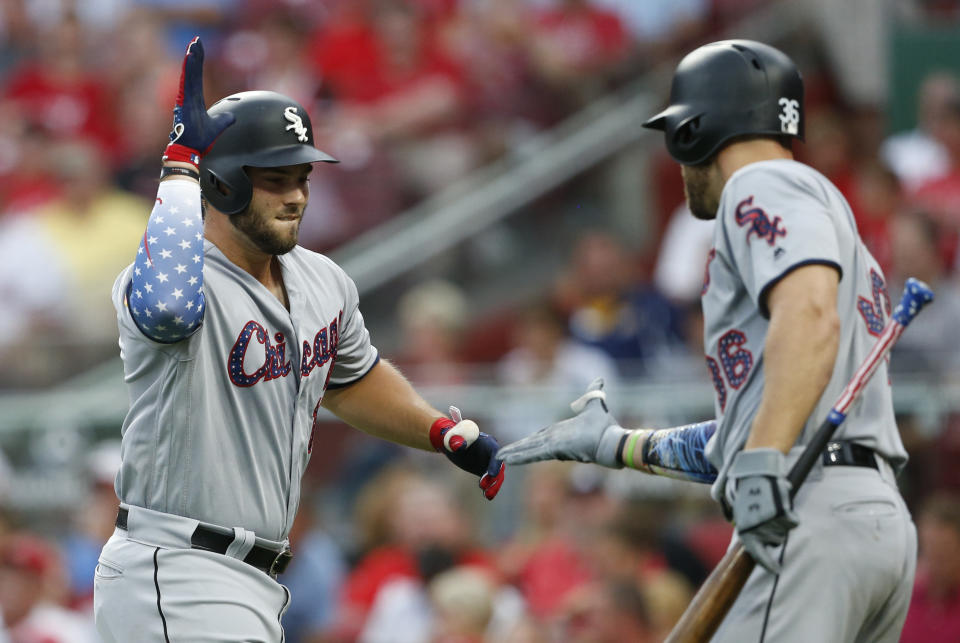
xmin=681 ymin=161 xmax=724 ymax=220
xmin=232 ymin=164 xmax=312 ymax=255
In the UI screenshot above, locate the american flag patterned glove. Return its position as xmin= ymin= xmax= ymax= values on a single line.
xmin=162 ymin=37 xmax=235 ymax=166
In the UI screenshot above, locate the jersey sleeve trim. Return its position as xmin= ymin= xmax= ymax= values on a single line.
xmin=326 ymin=353 xmax=381 ymax=390
xmin=757 ymin=259 xmax=843 ymax=318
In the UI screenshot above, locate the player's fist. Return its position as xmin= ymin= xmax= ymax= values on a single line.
xmin=163 ymin=37 xmax=235 ymax=166
xmin=430 ymin=407 xmax=505 ymax=500
xmin=727 ymin=448 xmax=799 ymax=575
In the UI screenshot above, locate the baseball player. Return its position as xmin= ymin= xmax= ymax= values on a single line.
xmin=498 ymin=40 xmax=916 ymax=642
xmin=93 ymin=38 xmax=505 ymax=643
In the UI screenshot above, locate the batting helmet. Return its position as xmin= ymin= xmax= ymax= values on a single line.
xmin=642 ymin=40 xmax=804 ymax=166
xmin=200 ymin=91 xmax=337 ymax=215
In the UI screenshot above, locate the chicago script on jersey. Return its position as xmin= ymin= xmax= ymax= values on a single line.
xmin=227 ymin=314 xmax=341 ymax=387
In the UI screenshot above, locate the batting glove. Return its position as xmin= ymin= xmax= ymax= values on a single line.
xmin=496 ymin=378 xmax=630 ymax=468
xmin=163 ymin=37 xmax=235 ymax=166
xmin=728 ymin=448 xmax=799 ymax=575
xmin=430 ymin=407 xmax=505 ymax=500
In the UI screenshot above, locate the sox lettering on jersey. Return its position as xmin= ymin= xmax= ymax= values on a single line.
xmin=228 ymin=314 xmax=341 ymax=387
xmin=735 ymin=196 xmax=787 ymax=246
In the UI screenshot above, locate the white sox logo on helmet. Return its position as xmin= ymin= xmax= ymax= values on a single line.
xmin=284 ymin=106 xmax=309 ymax=142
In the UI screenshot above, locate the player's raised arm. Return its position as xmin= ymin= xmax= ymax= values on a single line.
xmin=127 ymin=37 xmax=234 ymax=343
xmin=497 ymin=379 xmax=719 ymax=484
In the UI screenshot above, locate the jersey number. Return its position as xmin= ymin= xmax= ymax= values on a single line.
xmin=705 ymin=329 xmax=754 ymax=411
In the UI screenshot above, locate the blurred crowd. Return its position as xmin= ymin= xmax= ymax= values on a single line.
xmin=0 ymin=0 xmax=721 ymax=384
xmin=3 ymin=0 xmax=960 ymax=641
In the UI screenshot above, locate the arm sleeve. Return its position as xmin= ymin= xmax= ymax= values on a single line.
xmin=721 ymin=169 xmax=842 ymax=317
xmin=636 ymin=420 xmax=718 ymax=484
xmin=127 ymin=179 xmax=206 ymax=343
xmin=327 ymin=268 xmax=379 ymax=387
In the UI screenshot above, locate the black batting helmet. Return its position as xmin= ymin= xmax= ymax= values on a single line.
xmin=200 ymin=91 xmax=337 ymax=215
xmin=642 ymin=40 xmax=804 ymax=166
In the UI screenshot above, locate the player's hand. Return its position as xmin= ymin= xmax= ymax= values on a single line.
xmin=728 ymin=448 xmax=799 ymax=575
xmin=496 ymin=378 xmax=629 ymax=468
xmin=162 ymin=37 xmax=235 ymax=166
xmin=430 ymin=407 xmax=505 ymax=500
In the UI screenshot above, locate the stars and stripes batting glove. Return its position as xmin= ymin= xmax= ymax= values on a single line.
xmin=430 ymin=407 xmax=505 ymax=500
xmin=162 ymin=37 xmax=235 ymax=166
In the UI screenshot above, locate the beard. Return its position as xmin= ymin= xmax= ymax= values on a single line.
xmin=681 ymin=163 xmax=722 ymax=220
xmin=230 ymin=202 xmax=301 ymax=255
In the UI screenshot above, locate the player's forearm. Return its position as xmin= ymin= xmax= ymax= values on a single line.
xmin=620 ymin=420 xmax=718 ymax=484
xmin=128 ymin=167 xmax=206 ymax=342
xmin=745 ymin=291 xmax=839 ymax=453
xmin=320 ymin=359 xmax=439 ymax=451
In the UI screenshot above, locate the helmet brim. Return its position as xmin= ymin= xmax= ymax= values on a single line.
xmin=642 ymin=103 xmax=699 ymax=131
xmin=243 ymin=144 xmax=338 ymax=168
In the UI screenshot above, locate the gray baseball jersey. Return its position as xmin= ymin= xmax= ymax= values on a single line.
xmin=701 ymin=159 xmax=907 ymax=500
xmin=111 ymin=181 xmax=378 ymax=541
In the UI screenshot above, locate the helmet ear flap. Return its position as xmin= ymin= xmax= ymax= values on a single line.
xmin=674 ymin=115 xmax=702 ymax=149
xmin=200 ymin=165 xmax=253 ymax=215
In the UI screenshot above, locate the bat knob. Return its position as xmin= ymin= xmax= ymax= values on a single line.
xmin=892 ymin=278 xmax=935 ymax=327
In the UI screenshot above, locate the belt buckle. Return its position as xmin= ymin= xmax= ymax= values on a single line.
xmin=269 ymin=546 xmax=293 ymax=577
xmin=824 ymin=442 xmax=842 ymax=465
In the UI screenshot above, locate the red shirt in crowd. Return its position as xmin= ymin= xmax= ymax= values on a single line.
xmin=3 ymin=64 xmax=117 ymax=158
xmin=899 ymin=570 xmax=960 ymax=642
xmin=532 ymin=4 xmax=629 ymax=71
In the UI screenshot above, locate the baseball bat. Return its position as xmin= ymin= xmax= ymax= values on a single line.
xmin=665 ymin=277 xmax=934 ymax=643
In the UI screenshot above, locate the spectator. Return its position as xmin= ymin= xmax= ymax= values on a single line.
xmin=909 ymin=90 xmax=960 ymax=235
xmin=847 ymin=160 xmax=900 ymax=274
xmin=281 ymin=499 xmax=348 ymax=643
xmin=497 ymin=462 xmax=602 ymax=623
xmin=24 ymin=141 xmax=149 ymax=341
xmin=334 ymin=469 xmax=494 ymax=641
xmin=498 ymin=301 xmax=619 ymax=392
xmin=901 ymin=493 xmax=960 ymax=642
xmin=3 ymin=16 xmax=118 ymax=160
xmin=527 ymin=0 xmax=632 ymax=112
xmin=554 ymin=231 xmax=687 ymax=376
xmin=393 ymin=279 xmax=470 ymax=385
xmin=309 ymin=0 xmax=475 ymax=229
xmin=435 ymin=0 xmax=543 ymax=159
xmin=881 ymin=72 xmax=957 ymax=191
xmin=428 ymin=565 xmax=530 ymax=643
xmin=553 ymin=579 xmax=655 ymax=643
xmin=589 ymin=508 xmax=694 ymax=638
xmin=888 ymin=211 xmax=960 ymax=378
xmin=59 ymin=440 xmax=121 ymax=610
xmin=493 ymin=300 xmax=619 ymax=443
xmin=0 ymin=535 xmax=98 ymax=643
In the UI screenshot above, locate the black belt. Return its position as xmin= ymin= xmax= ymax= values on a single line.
xmin=821 ymin=441 xmax=879 ymax=470
xmin=115 ymin=508 xmax=293 ymax=577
